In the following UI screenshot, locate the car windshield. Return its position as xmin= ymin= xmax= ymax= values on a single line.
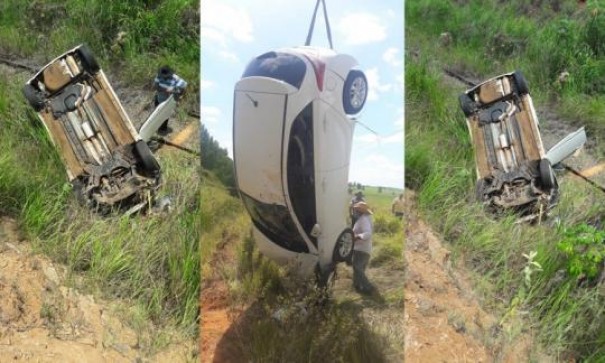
xmin=242 ymin=52 xmax=306 ymax=89
xmin=240 ymin=192 xmax=309 ymax=253
xmin=287 ymin=103 xmax=317 ymax=247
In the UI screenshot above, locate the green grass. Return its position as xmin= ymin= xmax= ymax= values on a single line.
xmin=0 ymin=2 xmax=200 ymax=351
xmin=407 ymin=0 xmax=605 ymax=154
xmin=405 ymin=44 xmax=605 ymax=360
xmin=201 ymin=175 xmax=404 ymax=361
xmin=0 ymin=0 xmax=199 ymax=111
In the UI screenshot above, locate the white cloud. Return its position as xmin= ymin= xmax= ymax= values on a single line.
xmin=355 ymin=131 xmax=403 ymax=145
xmin=365 ymin=67 xmax=392 ymax=101
xmin=201 ymin=106 xmax=223 ymax=124
xmin=201 ymin=1 xmax=254 ymax=44
xmin=394 ymin=107 xmax=404 ymax=130
xmin=349 ymin=152 xmax=404 ymax=188
xmin=200 ymin=28 xmax=227 ymax=48
xmin=337 ymin=12 xmax=387 ymax=45
xmin=396 ymin=72 xmax=404 ymax=93
xmin=218 ymin=50 xmax=240 ymax=63
xmin=382 ymin=47 xmax=402 ymax=67
xmin=201 ymin=79 xmax=214 ymax=91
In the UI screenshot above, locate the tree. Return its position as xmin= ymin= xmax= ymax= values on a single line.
xmin=200 ymin=123 xmax=236 ymax=191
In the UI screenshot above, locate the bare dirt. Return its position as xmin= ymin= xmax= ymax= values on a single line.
xmin=402 ymin=191 xmax=551 ymax=362
xmin=199 ymin=238 xmax=235 ymax=363
xmin=0 ymin=217 xmax=194 ymax=362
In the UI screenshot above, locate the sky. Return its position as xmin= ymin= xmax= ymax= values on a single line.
xmin=200 ymin=0 xmax=404 ymax=189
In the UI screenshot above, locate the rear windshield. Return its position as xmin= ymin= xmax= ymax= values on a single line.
xmin=242 ymin=52 xmax=306 ymax=89
xmin=240 ymin=192 xmax=309 ymax=253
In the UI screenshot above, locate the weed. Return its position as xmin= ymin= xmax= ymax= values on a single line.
xmin=557 ymin=223 xmax=605 ymax=279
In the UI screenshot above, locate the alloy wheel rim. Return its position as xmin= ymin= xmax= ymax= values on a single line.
xmin=339 ymin=232 xmax=353 ymax=257
xmin=350 ymin=77 xmax=367 ymax=109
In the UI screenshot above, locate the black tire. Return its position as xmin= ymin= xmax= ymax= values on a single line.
xmin=513 ymin=70 xmax=529 ymax=95
xmin=23 ymin=84 xmax=45 ymax=111
xmin=333 ymin=228 xmax=354 ymax=263
xmin=134 ymin=140 xmax=161 ymax=177
xmin=77 ymin=44 xmax=100 ymax=74
xmin=539 ymin=158 xmax=556 ymax=190
xmin=343 ymin=70 xmax=368 ymax=115
xmin=316 ymin=263 xmax=336 ymax=290
xmin=459 ymin=93 xmax=476 ymax=117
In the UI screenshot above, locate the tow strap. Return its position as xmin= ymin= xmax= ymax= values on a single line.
xmin=305 ymin=0 xmax=334 ymax=49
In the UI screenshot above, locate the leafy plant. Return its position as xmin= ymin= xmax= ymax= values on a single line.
xmin=557 ymin=224 xmax=605 ymax=279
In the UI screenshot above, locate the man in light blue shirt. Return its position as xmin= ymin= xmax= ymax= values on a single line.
xmin=352 ymin=201 xmax=374 ymax=294
xmin=154 ymin=65 xmax=187 ymax=135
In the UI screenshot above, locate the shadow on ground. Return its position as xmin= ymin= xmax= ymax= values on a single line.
xmin=213 ymin=296 xmax=390 ymax=363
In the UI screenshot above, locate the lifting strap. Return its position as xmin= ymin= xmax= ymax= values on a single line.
xmin=305 ymin=0 xmax=333 ymax=49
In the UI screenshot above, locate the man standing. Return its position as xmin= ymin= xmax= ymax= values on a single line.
xmin=349 ymin=191 xmax=365 ymax=225
xmin=391 ymin=193 xmax=405 ymax=219
xmin=154 ymin=65 xmax=187 ymax=135
xmin=352 ymin=201 xmax=374 ymax=294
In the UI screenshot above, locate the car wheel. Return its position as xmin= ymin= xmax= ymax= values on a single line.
xmin=343 ymin=70 xmax=367 ymax=115
xmin=333 ymin=228 xmax=354 ymax=263
xmin=513 ymin=70 xmax=529 ymax=95
xmin=316 ymin=263 xmax=336 ymax=289
xmin=459 ymin=93 xmax=476 ymax=117
xmin=134 ymin=140 xmax=161 ymax=177
xmin=77 ymin=44 xmax=100 ymax=74
xmin=23 ymin=84 xmax=45 ymax=111
xmin=539 ymin=158 xmax=556 ymax=190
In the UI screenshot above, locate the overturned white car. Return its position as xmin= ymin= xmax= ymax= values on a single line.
xmin=23 ymin=44 xmax=176 ymax=213
xmin=459 ymin=70 xmax=586 ymax=218
xmin=233 ymin=46 xmax=367 ymax=284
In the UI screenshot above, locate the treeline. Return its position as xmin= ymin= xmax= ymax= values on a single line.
xmin=200 ymin=123 xmax=236 ymax=191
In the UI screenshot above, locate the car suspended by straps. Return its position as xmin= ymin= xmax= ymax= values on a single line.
xmin=233 ymin=45 xmax=368 ymax=285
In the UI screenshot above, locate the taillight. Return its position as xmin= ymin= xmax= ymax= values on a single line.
xmin=305 ymin=56 xmax=326 ymax=91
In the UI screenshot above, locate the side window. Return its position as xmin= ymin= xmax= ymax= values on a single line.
xmin=240 ymin=192 xmax=309 ymax=253
xmin=287 ymin=103 xmax=317 ymax=246
xmin=242 ymin=52 xmax=306 ymax=89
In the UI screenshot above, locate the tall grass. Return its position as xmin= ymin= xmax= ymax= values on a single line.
xmin=0 ymin=0 xmax=199 ymax=109
xmin=407 ymin=0 xmax=605 ymax=147
xmin=405 ymin=49 xmax=605 ymax=359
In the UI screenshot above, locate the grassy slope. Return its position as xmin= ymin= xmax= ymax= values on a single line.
xmin=202 ymin=171 xmax=404 ymax=361
xmin=0 ymin=1 xmax=199 ymax=110
xmin=0 ymin=0 xmax=200 ymax=352
xmin=407 ymin=0 xmax=605 ymax=152
xmin=406 ymin=1 xmax=605 ymax=359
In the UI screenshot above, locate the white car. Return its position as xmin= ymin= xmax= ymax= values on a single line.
xmin=23 ymin=44 xmax=176 ymax=213
xmin=459 ymin=70 xmax=586 ymax=218
xmin=233 ymin=46 xmax=368 ymax=284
